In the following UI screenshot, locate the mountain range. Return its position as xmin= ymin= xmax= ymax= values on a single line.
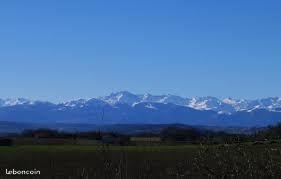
xmin=0 ymin=91 xmax=281 ymax=127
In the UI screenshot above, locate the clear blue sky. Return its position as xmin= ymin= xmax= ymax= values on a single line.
xmin=0 ymin=0 xmax=280 ymax=102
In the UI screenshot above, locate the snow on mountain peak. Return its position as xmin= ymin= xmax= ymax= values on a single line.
xmin=63 ymin=99 xmax=87 ymax=108
xmin=1 ymin=92 xmax=281 ymax=115
xmin=99 ymin=91 xmax=140 ymax=106
xmin=188 ymin=97 xmax=222 ymax=110
xmin=222 ymin=98 xmax=237 ymax=105
xmin=140 ymin=93 xmax=187 ymax=106
xmin=145 ymin=103 xmax=158 ymax=110
xmin=0 ymin=98 xmax=35 ymax=107
xmin=97 ymin=93 xmax=281 ymax=114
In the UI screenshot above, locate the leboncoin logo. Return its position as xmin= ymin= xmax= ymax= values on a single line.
xmin=5 ymin=169 xmax=41 ymax=175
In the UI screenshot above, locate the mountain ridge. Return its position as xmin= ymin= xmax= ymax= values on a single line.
xmin=0 ymin=91 xmax=281 ymax=127
xmin=1 ymin=91 xmax=281 ymax=114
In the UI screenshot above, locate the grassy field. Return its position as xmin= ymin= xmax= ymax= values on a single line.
xmin=0 ymin=143 xmax=281 ymax=178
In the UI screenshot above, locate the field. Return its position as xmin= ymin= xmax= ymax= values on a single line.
xmin=0 ymin=143 xmax=281 ymax=179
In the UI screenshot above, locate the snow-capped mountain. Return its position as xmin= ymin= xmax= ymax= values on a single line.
xmin=96 ymin=91 xmax=281 ymax=114
xmin=99 ymin=91 xmax=140 ymax=106
xmin=0 ymin=92 xmax=281 ymax=127
xmin=1 ymin=92 xmax=281 ymax=114
xmin=141 ymin=93 xmax=187 ymax=106
xmin=0 ymin=98 xmax=35 ymax=107
xmin=62 ymin=99 xmax=87 ymax=108
xmin=187 ymin=97 xmax=235 ymax=114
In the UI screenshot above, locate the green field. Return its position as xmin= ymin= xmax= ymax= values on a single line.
xmin=0 ymin=143 xmax=281 ymax=179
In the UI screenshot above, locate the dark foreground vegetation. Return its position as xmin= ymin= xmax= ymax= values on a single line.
xmin=0 ymin=124 xmax=281 ymax=178
xmin=0 ymin=144 xmax=281 ymax=178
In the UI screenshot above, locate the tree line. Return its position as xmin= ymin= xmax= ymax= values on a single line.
xmin=1 ymin=123 xmax=281 ymax=146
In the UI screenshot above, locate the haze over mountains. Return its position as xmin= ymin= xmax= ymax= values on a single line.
xmin=0 ymin=91 xmax=281 ymax=127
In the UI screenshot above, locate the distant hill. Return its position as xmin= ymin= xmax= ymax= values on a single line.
xmin=0 ymin=121 xmax=260 ymax=135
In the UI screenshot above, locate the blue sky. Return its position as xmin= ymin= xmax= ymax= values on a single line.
xmin=0 ymin=0 xmax=280 ymax=102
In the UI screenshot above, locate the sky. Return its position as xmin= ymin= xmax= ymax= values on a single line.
xmin=0 ymin=0 xmax=280 ymax=102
